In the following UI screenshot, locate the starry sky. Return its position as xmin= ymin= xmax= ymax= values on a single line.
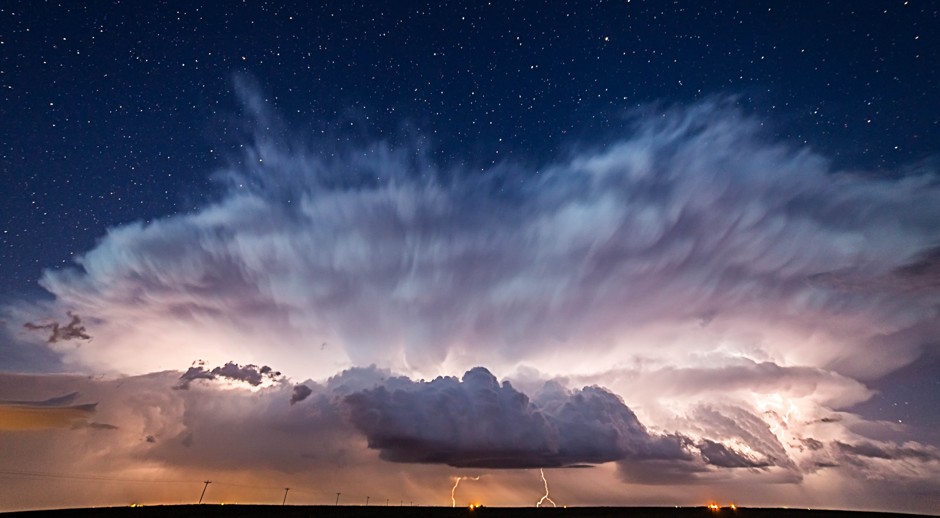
xmin=2 ymin=0 xmax=940 ymax=514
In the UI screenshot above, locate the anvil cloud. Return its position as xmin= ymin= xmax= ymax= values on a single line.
xmin=25 ymin=99 xmax=940 ymax=381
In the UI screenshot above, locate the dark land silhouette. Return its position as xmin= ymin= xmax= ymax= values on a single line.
xmin=2 ymin=506 xmax=932 ymax=518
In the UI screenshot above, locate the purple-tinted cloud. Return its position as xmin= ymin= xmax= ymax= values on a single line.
xmin=697 ymin=439 xmax=771 ymax=468
xmin=13 ymin=98 xmax=937 ymax=384
xmin=344 ymin=367 xmax=779 ymax=471
xmin=3 ymin=92 xmax=940 ymax=511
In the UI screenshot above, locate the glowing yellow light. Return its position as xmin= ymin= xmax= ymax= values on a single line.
xmin=731 ymin=504 xmax=737 ymax=510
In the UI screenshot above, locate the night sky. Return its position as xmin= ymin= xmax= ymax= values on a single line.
xmin=2 ymin=1 xmax=940 ymax=514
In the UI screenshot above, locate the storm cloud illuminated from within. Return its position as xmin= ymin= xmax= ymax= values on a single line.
xmin=1 ymin=1 xmax=939 ymax=515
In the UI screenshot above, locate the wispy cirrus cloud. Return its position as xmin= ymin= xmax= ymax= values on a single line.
xmin=17 ymin=96 xmax=940 ymax=386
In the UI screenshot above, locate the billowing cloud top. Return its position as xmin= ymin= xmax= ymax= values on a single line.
xmin=346 ymin=367 xmax=650 ymax=468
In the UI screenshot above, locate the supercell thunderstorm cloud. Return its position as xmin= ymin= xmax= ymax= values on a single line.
xmin=1 ymin=1 xmax=939 ymax=514
xmin=4 ymin=93 xmax=939 ymax=512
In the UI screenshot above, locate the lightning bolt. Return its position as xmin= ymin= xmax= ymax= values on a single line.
xmin=536 ymin=468 xmax=556 ymax=508
xmin=451 ymin=476 xmax=480 ymax=507
xmin=758 ymin=393 xmax=801 ymax=437
xmin=784 ymin=401 xmax=799 ymax=424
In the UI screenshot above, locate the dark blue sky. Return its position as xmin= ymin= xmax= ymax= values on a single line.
xmin=3 ymin=2 xmax=940 ymax=511
xmin=2 ymin=1 xmax=937 ymax=295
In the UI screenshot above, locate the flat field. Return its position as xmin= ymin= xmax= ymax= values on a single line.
xmin=2 ymin=506 xmax=931 ymax=518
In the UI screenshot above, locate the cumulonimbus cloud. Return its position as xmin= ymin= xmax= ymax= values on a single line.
xmin=344 ymin=366 xmax=795 ymax=472
xmin=3 ymin=89 xmax=940 ymax=509
xmin=344 ymin=367 xmax=626 ymax=468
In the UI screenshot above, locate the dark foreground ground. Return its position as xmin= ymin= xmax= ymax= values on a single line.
xmin=2 ymin=506 xmax=933 ymax=518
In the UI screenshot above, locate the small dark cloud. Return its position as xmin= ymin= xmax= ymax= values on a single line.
xmin=210 ymin=362 xmax=280 ymax=385
xmin=174 ymin=361 xmax=282 ymax=389
xmin=290 ymin=384 xmax=313 ymax=405
xmin=698 ymin=439 xmax=772 ymax=468
xmin=173 ymin=365 xmax=215 ymax=390
xmin=23 ymin=312 xmax=91 ymax=344
xmin=145 ymin=435 xmax=156 ymax=443
xmin=802 ymin=438 xmax=825 ymax=451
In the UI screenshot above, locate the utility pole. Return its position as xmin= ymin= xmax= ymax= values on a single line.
xmin=366 ymin=496 xmax=370 ymax=506
xmin=335 ymin=492 xmax=341 ymax=505
xmin=386 ymin=498 xmax=389 ymax=506
xmin=282 ymin=488 xmax=290 ymax=505
xmin=198 ymin=481 xmax=211 ymax=504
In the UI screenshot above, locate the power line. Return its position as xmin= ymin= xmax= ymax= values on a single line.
xmin=0 ymin=468 xmax=415 ymax=507
xmin=0 ymin=469 xmax=198 ymax=485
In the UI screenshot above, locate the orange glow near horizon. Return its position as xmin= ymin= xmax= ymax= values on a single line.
xmin=706 ymin=501 xmax=738 ymax=511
